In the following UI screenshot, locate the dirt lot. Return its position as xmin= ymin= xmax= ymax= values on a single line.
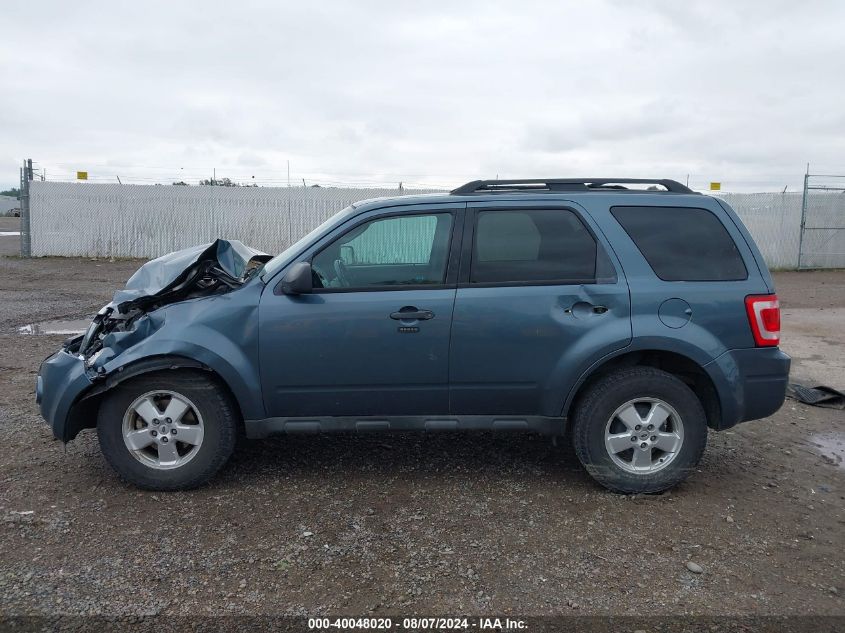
xmin=0 ymin=254 xmax=842 ymax=618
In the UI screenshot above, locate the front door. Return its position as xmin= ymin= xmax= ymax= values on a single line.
xmin=449 ymin=202 xmax=632 ymax=417
xmin=259 ymin=205 xmax=463 ymax=417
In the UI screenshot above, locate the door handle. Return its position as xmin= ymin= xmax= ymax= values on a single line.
xmin=390 ymin=308 xmax=434 ymax=321
xmin=565 ymin=302 xmax=609 ymax=317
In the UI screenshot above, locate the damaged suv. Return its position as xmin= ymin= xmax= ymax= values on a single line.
xmin=37 ymin=178 xmax=790 ymax=492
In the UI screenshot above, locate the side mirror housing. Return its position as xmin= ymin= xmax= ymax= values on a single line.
xmin=280 ymin=262 xmax=313 ymax=295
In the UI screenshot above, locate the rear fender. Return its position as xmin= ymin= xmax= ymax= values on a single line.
xmin=561 ymin=337 xmax=738 ymax=424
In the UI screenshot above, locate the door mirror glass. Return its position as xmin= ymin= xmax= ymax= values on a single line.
xmin=339 ymin=244 xmax=356 ymax=265
xmin=280 ymin=262 xmax=313 ymax=295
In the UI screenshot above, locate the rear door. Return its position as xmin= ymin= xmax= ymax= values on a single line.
xmin=448 ymin=200 xmax=632 ymax=417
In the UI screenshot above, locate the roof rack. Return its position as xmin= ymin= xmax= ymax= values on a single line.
xmin=450 ymin=178 xmax=695 ymax=195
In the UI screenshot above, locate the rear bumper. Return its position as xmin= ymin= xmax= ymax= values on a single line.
xmin=706 ymin=347 xmax=790 ymax=429
xmin=37 ymin=349 xmax=94 ymax=441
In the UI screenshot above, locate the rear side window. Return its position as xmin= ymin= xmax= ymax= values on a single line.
xmin=611 ymin=206 xmax=748 ymax=281
xmin=471 ymin=209 xmax=598 ymax=284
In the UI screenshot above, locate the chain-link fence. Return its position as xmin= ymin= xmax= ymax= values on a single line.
xmin=27 ymin=181 xmax=444 ymax=259
xmin=798 ymin=175 xmax=845 ymax=269
xmin=22 ymin=178 xmax=845 ymax=269
xmin=715 ymin=192 xmax=803 ymax=269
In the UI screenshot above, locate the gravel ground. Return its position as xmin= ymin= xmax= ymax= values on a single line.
xmin=0 ymin=256 xmax=843 ymax=617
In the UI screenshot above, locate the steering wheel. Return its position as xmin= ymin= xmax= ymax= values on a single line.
xmin=333 ymin=258 xmax=350 ymax=287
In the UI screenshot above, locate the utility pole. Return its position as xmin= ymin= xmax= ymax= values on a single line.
xmin=287 ymin=160 xmax=291 ymax=187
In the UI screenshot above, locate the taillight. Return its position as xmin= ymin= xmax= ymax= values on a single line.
xmin=745 ymin=294 xmax=780 ymax=347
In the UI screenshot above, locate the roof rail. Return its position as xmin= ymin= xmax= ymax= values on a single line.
xmin=450 ymin=178 xmax=695 ymax=195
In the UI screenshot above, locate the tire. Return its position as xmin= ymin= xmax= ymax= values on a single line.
xmin=97 ymin=370 xmax=238 ymax=491
xmin=571 ymin=367 xmax=707 ymax=494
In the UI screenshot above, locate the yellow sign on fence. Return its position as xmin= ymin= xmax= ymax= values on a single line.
xmin=76 ymin=171 xmax=88 ymax=180
xmin=710 ymin=182 xmax=721 ymax=191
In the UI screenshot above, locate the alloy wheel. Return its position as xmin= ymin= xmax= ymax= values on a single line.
xmin=604 ymin=397 xmax=684 ymax=474
xmin=121 ymin=390 xmax=205 ymax=470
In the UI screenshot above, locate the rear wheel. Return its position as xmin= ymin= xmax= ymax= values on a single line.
xmin=572 ymin=367 xmax=707 ymax=494
xmin=97 ymin=371 xmax=237 ymax=490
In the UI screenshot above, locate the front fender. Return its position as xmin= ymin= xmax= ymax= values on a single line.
xmin=96 ymin=302 xmax=265 ymax=421
xmin=39 ymin=282 xmax=265 ymax=442
xmin=88 ymin=287 xmax=264 ymax=420
xmin=99 ymin=331 xmax=262 ymax=419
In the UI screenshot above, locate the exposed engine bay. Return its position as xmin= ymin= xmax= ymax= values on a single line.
xmin=72 ymin=239 xmax=271 ymax=362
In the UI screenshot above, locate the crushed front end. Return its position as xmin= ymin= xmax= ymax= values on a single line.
xmin=37 ymin=239 xmax=270 ymax=442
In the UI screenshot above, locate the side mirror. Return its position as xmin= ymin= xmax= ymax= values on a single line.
xmin=340 ymin=244 xmax=356 ymax=264
xmin=280 ymin=262 xmax=313 ymax=295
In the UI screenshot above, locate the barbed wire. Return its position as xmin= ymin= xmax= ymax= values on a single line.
xmin=20 ymin=160 xmax=838 ymax=193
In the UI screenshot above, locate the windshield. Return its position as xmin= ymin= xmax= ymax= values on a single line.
xmin=259 ymin=205 xmax=357 ymax=281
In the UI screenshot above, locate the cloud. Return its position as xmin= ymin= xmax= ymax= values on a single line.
xmin=1 ymin=0 xmax=843 ymax=191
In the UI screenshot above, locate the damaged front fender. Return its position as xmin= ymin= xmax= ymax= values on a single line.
xmin=39 ymin=240 xmax=270 ymax=442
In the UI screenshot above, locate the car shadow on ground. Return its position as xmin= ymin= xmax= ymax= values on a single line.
xmin=219 ymin=431 xmax=597 ymax=489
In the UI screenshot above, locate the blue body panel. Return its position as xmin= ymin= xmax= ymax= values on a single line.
xmin=705 ymin=347 xmax=790 ymax=426
xmin=259 ymin=288 xmax=456 ymax=416
xmin=450 ymin=199 xmax=632 ymax=418
xmin=37 ymin=283 xmax=268 ymax=440
xmin=37 ymin=189 xmax=790 ymax=441
xmin=449 ymin=283 xmax=632 ymax=418
xmin=99 ymin=284 xmax=267 ymax=420
xmin=37 ymin=350 xmax=93 ymax=440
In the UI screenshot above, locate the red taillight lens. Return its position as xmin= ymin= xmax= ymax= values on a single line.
xmin=745 ymin=294 xmax=780 ymax=347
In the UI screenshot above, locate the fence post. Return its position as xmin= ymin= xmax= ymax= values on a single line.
xmin=797 ymin=172 xmax=809 ymax=270
xmin=19 ymin=158 xmax=33 ymax=257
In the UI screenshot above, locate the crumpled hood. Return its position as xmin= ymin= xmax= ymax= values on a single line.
xmin=111 ymin=239 xmax=271 ymax=314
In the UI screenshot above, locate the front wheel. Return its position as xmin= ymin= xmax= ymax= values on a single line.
xmin=97 ymin=370 xmax=238 ymax=490
xmin=572 ymin=367 xmax=708 ymax=494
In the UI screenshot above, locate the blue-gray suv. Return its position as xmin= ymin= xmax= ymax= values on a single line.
xmin=37 ymin=178 xmax=790 ymax=493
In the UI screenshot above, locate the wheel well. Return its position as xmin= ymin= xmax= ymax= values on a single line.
xmin=567 ymin=350 xmax=721 ymax=429
xmin=66 ymin=358 xmax=245 ymax=441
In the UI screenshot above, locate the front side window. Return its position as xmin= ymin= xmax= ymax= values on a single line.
xmin=311 ymin=213 xmax=453 ymax=289
xmin=611 ymin=206 xmax=748 ymax=281
xmin=471 ymin=209 xmax=598 ymax=284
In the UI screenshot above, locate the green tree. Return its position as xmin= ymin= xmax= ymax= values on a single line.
xmin=199 ymin=177 xmax=239 ymax=187
xmin=1 ymin=187 xmax=20 ymax=198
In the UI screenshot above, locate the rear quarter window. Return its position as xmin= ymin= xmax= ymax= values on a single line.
xmin=611 ymin=206 xmax=748 ymax=281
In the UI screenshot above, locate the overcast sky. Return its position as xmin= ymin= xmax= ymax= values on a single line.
xmin=2 ymin=0 xmax=844 ymax=191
